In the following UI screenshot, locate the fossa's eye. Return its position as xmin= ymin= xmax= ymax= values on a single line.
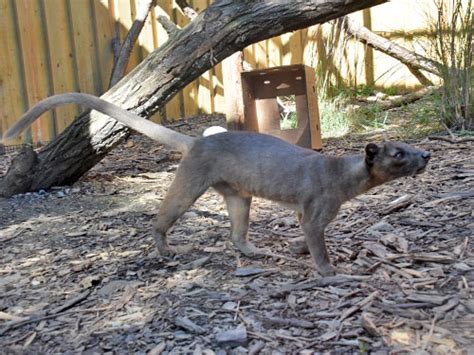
xmin=394 ymin=151 xmax=404 ymax=159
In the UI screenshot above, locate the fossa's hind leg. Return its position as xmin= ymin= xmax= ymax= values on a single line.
xmin=153 ymin=162 xmax=209 ymax=256
xmin=224 ymin=195 xmax=266 ymax=256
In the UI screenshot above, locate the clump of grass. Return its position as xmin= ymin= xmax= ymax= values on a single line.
xmin=354 ymin=84 xmax=375 ymax=97
xmin=349 ymin=105 xmax=386 ymax=132
xmin=280 ymin=112 xmax=298 ymax=130
xmin=318 ymin=93 xmax=352 ymax=138
xmin=382 ymin=87 xmax=399 ymax=96
xmin=391 ymin=93 xmax=443 ymax=138
xmin=305 ymin=19 xmax=385 ymax=138
xmin=305 ymin=16 xmax=451 ymax=139
xmin=425 ymin=0 xmax=473 ymax=130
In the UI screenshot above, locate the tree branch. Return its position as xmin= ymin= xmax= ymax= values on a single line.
xmin=156 ymin=15 xmax=179 ymax=37
xmin=109 ymin=0 xmax=155 ymax=87
xmin=342 ymin=16 xmax=441 ymax=79
xmin=407 ymin=66 xmax=434 ymax=86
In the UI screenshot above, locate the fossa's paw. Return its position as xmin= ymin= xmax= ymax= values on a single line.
xmin=288 ymin=238 xmax=310 ymax=255
xmin=235 ymin=241 xmax=268 ymax=257
xmin=157 ymin=244 xmax=193 ymax=258
xmin=158 ymin=246 xmax=177 ymax=258
xmin=317 ymin=264 xmax=338 ymax=277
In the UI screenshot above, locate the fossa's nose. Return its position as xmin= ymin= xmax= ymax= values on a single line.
xmin=422 ymin=151 xmax=431 ymax=160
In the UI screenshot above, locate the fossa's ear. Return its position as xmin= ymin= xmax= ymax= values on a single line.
xmin=365 ymin=143 xmax=379 ymax=165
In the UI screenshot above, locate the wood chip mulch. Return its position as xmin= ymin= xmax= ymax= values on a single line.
xmin=0 ymin=114 xmax=473 ymax=354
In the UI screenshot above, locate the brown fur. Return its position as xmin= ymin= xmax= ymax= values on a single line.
xmin=2 ymin=93 xmax=431 ymax=276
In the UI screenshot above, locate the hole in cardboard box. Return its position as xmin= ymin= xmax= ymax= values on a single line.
xmin=277 ymin=95 xmax=298 ymax=130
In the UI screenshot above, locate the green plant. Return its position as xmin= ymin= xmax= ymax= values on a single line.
xmin=280 ymin=112 xmax=298 ymax=130
xmin=350 ymin=105 xmax=387 ymax=131
xmin=318 ymin=94 xmax=353 ymax=137
xmin=355 ymin=84 xmax=375 ymax=97
xmin=383 ymin=87 xmax=399 ymax=96
xmin=426 ymin=0 xmax=473 ymax=130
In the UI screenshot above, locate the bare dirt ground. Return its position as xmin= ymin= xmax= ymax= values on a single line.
xmin=0 ymin=114 xmax=473 ymax=354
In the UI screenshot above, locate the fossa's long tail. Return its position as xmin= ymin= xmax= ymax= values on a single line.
xmin=2 ymin=93 xmax=195 ymax=154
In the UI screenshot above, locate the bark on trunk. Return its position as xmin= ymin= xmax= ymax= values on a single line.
xmin=0 ymin=0 xmax=387 ymax=197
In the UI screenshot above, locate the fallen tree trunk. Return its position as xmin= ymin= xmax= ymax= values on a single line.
xmin=0 ymin=0 xmax=387 ymax=197
xmin=355 ymin=87 xmax=435 ymax=110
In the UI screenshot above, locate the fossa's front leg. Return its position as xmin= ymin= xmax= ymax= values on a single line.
xmin=300 ymin=207 xmax=339 ymax=276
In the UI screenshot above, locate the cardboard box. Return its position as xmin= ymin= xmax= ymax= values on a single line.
xmin=241 ymin=64 xmax=322 ymax=150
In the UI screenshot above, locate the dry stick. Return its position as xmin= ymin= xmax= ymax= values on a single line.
xmin=156 ymin=15 xmax=179 ymax=37
xmin=0 ymin=289 xmax=92 ymax=336
xmin=334 ymin=291 xmax=380 ymax=342
xmin=271 ymin=275 xmax=370 ymax=296
xmin=422 ymin=314 xmax=439 ymax=351
xmin=428 ymin=135 xmax=474 ymax=143
xmin=109 ymin=0 xmax=155 ymax=87
xmin=175 ymin=0 xmax=198 ymax=20
xmin=247 ymin=330 xmax=274 ymax=343
xmin=339 ymin=290 xmax=379 ymax=322
xmin=0 ymin=306 xmax=112 ymax=337
xmin=2 ymin=331 xmax=36 ymax=346
xmin=355 ymin=87 xmax=435 ymax=110
xmin=262 ymin=250 xmax=314 ymax=269
xmin=377 ymin=87 xmax=435 ymax=110
xmin=263 ymin=316 xmax=315 ymax=329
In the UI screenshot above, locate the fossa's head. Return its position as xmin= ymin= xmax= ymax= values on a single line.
xmin=365 ymin=141 xmax=430 ymax=183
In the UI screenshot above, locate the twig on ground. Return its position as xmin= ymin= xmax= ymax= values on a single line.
xmin=428 ymin=135 xmax=474 ymax=143
xmin=0 ymin=289 xmax=92 ymax=336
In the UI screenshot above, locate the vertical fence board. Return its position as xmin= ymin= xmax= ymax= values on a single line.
xmin=362 ymin=9 xmax=375 ymax=86
xmin=69 ymin=0 xmax=102 ymax=95
xmin=174 ymin=4 xmax=199 ymax=117
xmin=212 ymin=62 xmax=224 ymax=114
xmin=93 ymin=0 xmax=115 ymax=92
xmin=254 ymin=40 xmax=268 ymax=69
xmin=115 ymin=0 xmax=141 ymax=74
xmin=156 ymin=0 xmax=181 ymax=120
xmin=268 ymin=37 xmax=282 ymax=67
xmin=16 ymin=0 xmax=54 ymax=143
xmin=43 ymin=0 xmax=81 ymax=133
xmin=243 ymin=44 xmax=256 ymax=70
xmin=0 ymin=0 xmax=28 ymax=145
xmin=135 ymin=0 xmax=162 ymax=122
xmin=129 ymin=0 xmax=145 ymax=64
xmin=280 ymin=32 xmax=292 ymax=65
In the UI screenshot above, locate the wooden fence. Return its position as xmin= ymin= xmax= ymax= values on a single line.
xmin=0 ymin=0 xmax=438 ymax=145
